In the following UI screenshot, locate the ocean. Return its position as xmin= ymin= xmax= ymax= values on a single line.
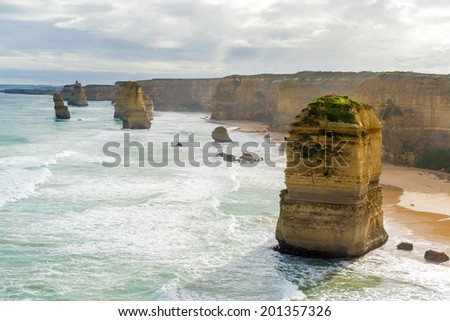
xmin=0 ymin=93 xmax=449 ymax=300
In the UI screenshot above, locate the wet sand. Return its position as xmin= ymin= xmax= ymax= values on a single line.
xmin=207 ymin=119 xmax=286 ymax=141
xmin=381 ymin=165 xmax=450 ymax=254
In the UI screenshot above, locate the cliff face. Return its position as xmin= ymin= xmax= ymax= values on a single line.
xmin=211 ymin=71 xmax=450 ymax=167
xmin=210 ymin=74 xmax=287 ymax=122
xmin=353 ymin=73 xmax=450 ymax=165
xmin=59 ymin=85 xmax=74 ymax=100
xmin=84 ymin=85 xmax=115 ymax=101
xmin=276 ymin=95 xmax=388 ymax=258
xmin=136 ymin=78 xmax=220 ymax=111
xmin=61 ymin=84 xmax=114 ymax=101
xmin=273 ymin=72 xmax=377 ymax=131
xmin=114 ymin=82 xmax=152 ymax=129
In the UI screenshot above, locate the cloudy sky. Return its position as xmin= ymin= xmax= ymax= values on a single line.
xmin=0 ymin=0 xmax=449 ymax=84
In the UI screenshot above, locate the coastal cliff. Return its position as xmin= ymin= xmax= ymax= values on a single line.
xmin=84 ymin=85 xmax=115 ymax=101
xmin=273 ymin=72 xmax=377 ymax=131
xmin=211 ymin=71 xmax=450 ymax=168
xmin=210 ymin=74 xmax=287 ymax=122
xmin=276 ymin=95 xmax=388 ymax=258
xmin=136 ymin=78 xmax=220 ymax=111
xmin=61 ymin=84 xmax=114 ymax=101
xmin=353 ymin=73 xmax=450 ymax=166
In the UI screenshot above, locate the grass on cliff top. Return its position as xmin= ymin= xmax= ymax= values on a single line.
xmin=293 ymin=95 xmax=370 ymax=125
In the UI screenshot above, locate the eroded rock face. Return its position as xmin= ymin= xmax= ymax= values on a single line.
xmin=143 ymin=94 xmax=154 ymax=120
xmin=276 ymin=95 xmax=388 ymax=258
xmin=53 ymin=93 xmax=70 ymax=119
xmin=211 ymin=72 xmax=450 ymax=169
xmin=353 ymin=73 xmax=450 ymax=166
xmin=67 ymin=81 xmax=88 ymax=107
xmin=137 ymin=79 xmax=220 ymax=111
xmin=211 ymin=74 xmax=286 ymax=122
xmin=114 ymin=82 xmax=152 ymax=129
xmin=212 ymin=126 xmax=233 ymax=142
xmin=273 ymin=72 xmax=376 ymax=131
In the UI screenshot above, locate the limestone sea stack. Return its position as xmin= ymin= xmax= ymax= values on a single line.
xmin=143 ymin=94 xmax=154 ymax=120
xmin=114 ymin=82 xmax=152 ymax=129
xmin=276 ymin=95 xmax=388 ymax=258
xmin=53 ymin=93 xmax=70 ymax=119
xmin=212 ymin=126 xmax=233 ymax=142
xmin=67 ymin=81 xmax=88 ymax=106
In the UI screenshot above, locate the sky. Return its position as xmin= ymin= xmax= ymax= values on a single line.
xmin=0 ymin=0 xmax=449 ymax=85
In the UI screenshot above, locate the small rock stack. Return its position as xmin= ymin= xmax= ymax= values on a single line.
xmin=68 ymin=81 xmax=88 ymax=107
xmin=53 ymin=93 xmax=70 ymax=120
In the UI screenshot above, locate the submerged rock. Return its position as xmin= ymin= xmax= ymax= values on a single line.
xmin=397 ymin=242 xmax=413 ymax=251
xmin=239 ymin=152 xmax=261 ymax=164
xmin=212 ymin=126 xmax=233 ymax=142
xmin=276 ymin=95 xmax=388 ymax=258
xmin=216 ymin=152 xmax=237 ymax=162
xmin=114 ymin=82 xmax=152 ymax=129
xmin=53 ymin=93 xmax=70 ymax=119
xmin=424 ymin=250 xmax=449 ymax=263
xmin=67 ymin=81 xmax=88 ymax=107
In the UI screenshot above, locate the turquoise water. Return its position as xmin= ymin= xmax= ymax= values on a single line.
xmin=0 ymin=93 xmax=449 ymax=300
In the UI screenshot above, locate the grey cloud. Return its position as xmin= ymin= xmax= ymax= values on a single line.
xmin=1 ymin=0 xmax=450 ymax=84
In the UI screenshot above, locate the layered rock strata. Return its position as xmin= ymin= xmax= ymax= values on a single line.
xmin=211 ymin=74 xmax=287 ymax=122
xmin=115 ymin=79 xmax=220 ymax=111
xmin=84 ymin=85 xmax=115 ymax=101
xmin=143 ymin=94 xmax=154 ymax=120
xmin=353 ymin=73 xmax=450 ymax=165
xmin=276 ymin=95 xmax=388 ymax=258
xmin=211 ymin=71 xmax=450 ymax=168
xmin=53 ymin=93 xmax=70 ymax=119
xmin=114 ymin=82 xmax=152 ymax=129
xmin=61 ymin=84 xmax=115 ymax=101
xmin=67 ymin=81 xmax=88 ymax=106
xmin=273 ymin=72 xmax=377 ymax=131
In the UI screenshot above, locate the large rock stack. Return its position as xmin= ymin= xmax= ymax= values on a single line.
xmin=53 ymin=93 xmax=70 ymax=119
xmin=114 ymin=82 xmax=152 ymax=129
xmin=67 ymin=81 xmax=88 ymax=106
xmin=276 ymin=95 xmax=388 ymax=258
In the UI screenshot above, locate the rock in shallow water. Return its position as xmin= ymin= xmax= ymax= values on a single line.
xmin=53 ymin=93 xmax=70 ymax=120
xmin=67 ymin=81 xmax=88 ymax=107
xmin=397 ymin=242 xmax=413 ymax=251
xmin=275 ymin=95 xmax=388 ymax=258
xmin=212 ymin=126 xmax=232 ymax=142
xmin=424 ymin=250 xmax=449 ymax=263
xmin=114 ymin=82 xmax=152 ymax=129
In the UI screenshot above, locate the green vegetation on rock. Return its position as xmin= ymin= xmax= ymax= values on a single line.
xmin=381 ymin=99 xmax=402 ymax=120
xmin=415 ymin=149 xmax=450 ymax=173
xmin=293 ymin=95 xmax=370 ymax=126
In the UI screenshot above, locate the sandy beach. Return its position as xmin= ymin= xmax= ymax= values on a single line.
xmin=211 ymin=119 xmax=450 ymax=260
xmin=381 ymin=164 xmax=450 ymax=257
xmin=208 ymin=119 xmax=286 ymax=141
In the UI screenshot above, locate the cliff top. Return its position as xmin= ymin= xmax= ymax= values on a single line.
xmin=292 ymin=95 xmax=379 ymax=130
